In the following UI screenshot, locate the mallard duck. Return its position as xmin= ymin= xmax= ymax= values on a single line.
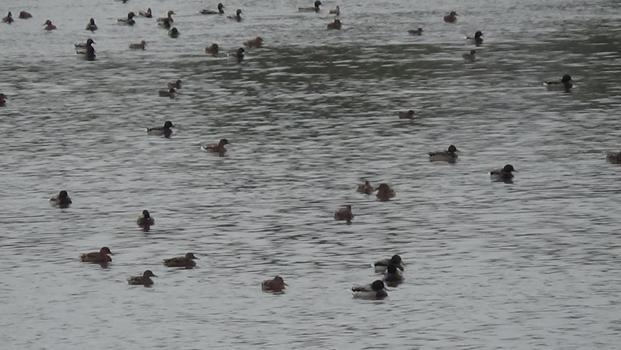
xmin=137 ymin=210 xmax=154 ymax=231
xmin=201 ymin=3 xmax=224 ymax=15
xmin=244 ymin=36 xmax=263 ymax=49
xmin=168 ymin=27 xmax=179 ymax=38
xmin=3 ymin=12 xmax=14 ymax=24
xmin=490 ymin=164 xmax=515 ymax=182
xmin=158 ymin=87 xmax=176 ymax=98
xmin=352 ymin=280 xmax=387 ymax=299
xmin=334 ymin=205 xmax=353 ymax=224
xmin=299 ymin=0 xmax=322 ymax=12
xmin=205 ymin=43 xmax=219 ymax=56
xmin=376 ymin=183 xmax=396 ymax=201
xmin=327 ymin=18 xmax=342 ymax=30
xmin=262 ymin=276 xmax=287 ymax=293
xmin=80 ymin=247 xmax=113 ymax=264
xmin=329 ymin=5 xmax=340 ymax=16
xmin=50 ymin=190 xmax=72 ymax=208
xmin=18 ymin=11 xmax=32 ymax=19
xmin=227 ymin=9 xmax=242 ymax=21
xmin=146 ymin=121 xmax=175 ymax=137
xmin=201 ymin=138 xmax=229 ymax=155
xmin=544 ymin=74 xmax=573 ymax=92
xmin=408 ymin=28 xmax=423 ymax=35
xmin=127 ymin=270 xmax=157 ymax=286
xmin=75 ymin=39 xmax=96 ymax=61
xmin=462 ymin=49 xmax=476 ymax=63
xmin=43 ymin=19 xmax=57 ymax=31
xmin=374 ymin=254 xmax=404 ymax=273
xmin=429 ymin=144 xmax=458 ymax=162
xmin=118 ymin=12 xmax=136 ymax=25
xmin=164 ymin=253 xmax=198 ymax=268
xmin=157 ymin=10 xmax=175 ymax=28
xmin=357 ymin=180 xmax=374 ymax=194
xmin=86 ymin=18 xmax=97 ymax=31
xmin=398 ymin=110 xmax=415 ymax=119
xmin=139 ymin=8 xmax=152 ymax=18
xmin=443 ymin=11 xmax=457 ymax=23
xmin=129 ymin=40 xmax=146 ymax=50
xmin=0 ymin=93 xmax=6 ymax=107
xmin=466 ymin=31 xmax=483 ymax=46
xmin=606 ymin=151 xmax=621 ymax=164
xmin=167 ymin=79 xmax=181 ymax=89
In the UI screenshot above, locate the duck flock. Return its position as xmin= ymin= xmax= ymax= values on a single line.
xmin=1 ymin=1 xmax=612 ymax=301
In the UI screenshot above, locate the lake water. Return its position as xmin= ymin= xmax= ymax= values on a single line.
xmin=1 ymin=0 xmax=621 ymax=348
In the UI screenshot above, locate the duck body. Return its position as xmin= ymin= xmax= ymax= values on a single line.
xmin=118 ymin=12 xmax=136 ymax=25
xmin=262 ymin=276 xmax=287 ymax=293
xmin=137 ymin=210 xmax=155 ymax=231
xmin=544 ymin=74 xmax=573 ymax=92
xmin=164 ymin=253 xmax=197 ymax=268
xmin=147 ymin=121 xmax=175 ymax=137
xmin=43 ymin=20 xmax=57 ymax=31
xmin=334 ymin=205 xmax=353 ymax=224
xmin=352 ymin=280 xmax=388 ymax=300
xmin=398 ymin=110 xmax=415 ymax=119
xmin=374 ymin=254 xmax=404 ymax=273
xmin=462 ymin=50 xmax=476 ymax=62
xmin=129 ymin=40 xmax=146 ymax=50
xmin=201 ymin=138 xmax=229 ymax=155
xmin=50 ymin=190 xmax=72 ymax=208
xmin=408 ymin=28 xmax=423 ymax=35
xmin=429 ymin=144 xmax=458 ymax=162
xmin=244 ymin=36 xmax=263 ymax=49
xmin=327 ymin=19 xmax=341 ymax=30
xmin=201 ymin=3 xmax=224 ymax=15
xmin=299 ymin=0 xmax=322 ymax=12
xmin=466 ymin=31 xmax=483 ymax=46
xmin=606 ymin=151 xmax=621 ymax=164
xmin=444 ymin=11 xmax=457 ymax=23
xmin=205 ymin=43 xmax=219 ymax=56
xmin=80 ymin=247 xmax=113 ymax=264
xmin=86 ymin=18 xmax=97 ymax=31
xmin=128 ymin=270 xmax=157 ymax=286
xmin=357 ymin=180 xmax=374 ymax=194
xmin=3 ymin=12 xmax=14 ymax=24
xmin=376 ymin=183 xmax=396 ymax=201
xmin=76 ymin=39 xmax=96 ymax=61
xmin=19 ymin=11 xmax=32 ymax=19
xmin=158 ymin=88 xmax=176 ymax=98
xmin=139 ymin=8 xmax=152 ymax=18
xmin=490 ymin=164 xmax=515 ymax=182
xmin=167 ymin=79 xmax=182 ymax=89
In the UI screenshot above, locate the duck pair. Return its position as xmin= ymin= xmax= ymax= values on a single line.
xmin=130 ymin=253 xmax=198 ymax=285
xmin=201 ymin=3 xmax=224 ymax=15
xmin=352 ymin=255 xmax=406 ymax=299
xmin=356 ymin=181 xmax=396 ymax=201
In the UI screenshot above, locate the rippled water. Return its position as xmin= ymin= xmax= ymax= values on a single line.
xmin=2 ymin=0 xmax=621 ymax=348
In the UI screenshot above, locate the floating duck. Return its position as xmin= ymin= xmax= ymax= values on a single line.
xmin=129 ymin=40 xmax=146 ymax=50
xmin=376 ymin=183 xmax=396 ymax=201
xmin=398 ymin=110 xmax=415 ymax=119
xmin=0 ymin=93 xmax=6 ymax=107
xmin=168 ymin=27 xmax=180 ymax=38
xmin=544 ymin=74 xmax=573 ymax=92
xmin=466 ymin=31 xmax=483 ymax=46
xmin=234 ymin=47 xmax=245 ymax=63
xmin=262 ymin=276 xmax=287 ymax=293
xmin=201 ymin=138 xmax=229 ymax=155
xmin=352 ymin=280 xmax=388 ymax=299
xmin=159 ymin=87 xmax=176 ymax=98
xmin=205 ymin=43 xmax=219 ymax=56
xmin=374 ymin=254 xmax=404 ymax=273
xmin=139 ymin=8 xmax=152 ymax=18
xmin=429 ymin=145 xmax=458 ymax=162
xmin=75 ymin=38 xmax=96 ymax=61
xmin=167 ymin=79 xmax=182 ymax=89
xmin=299 ymin=0 xmax=322 ymax=12
xmin=147 ymin=121 xmax=175 ymax=137
xmin=384 ymin=264 xmax=404 ymax=286
xmin=606 ymin=151 xmax=621 ymax=164
xmin=462 ymin=49 xmax=476 ymax=63
xmin=157 ymin=10 xmax=175 ymax=28
xmin=50 ymin=190 xmax=72 ymax=208
xmin=357 ymin=180 xmax=374 ymax=194
xmin=118 ymin=12 xmax=136 ymax=25
xmin=86 ymin=18 xmax=97 ymax=31
xmin=80 ymin=247 xmax=113 ymax=264
xmin=201 ymin=3 xmax=224 ymax=15
xmin=43 ymin=19 xmax=57 ymax=31
xmin=334 ymin=205 xmax=353 ymax=224
xmin=327 ymin=18 xmax=342 ymax=30
xmin=444 ymin=11 xmax=457 ymax=23
xmin=3 ymin=12 xmax=14 ymax=24
xmin=329 ymin=5 xmax=340 ymax=16
xmin=127 ymin=270 xmax=157 ymax=286
xmin=164 ymin=253 xmax=198 ymax=268
xmin=228 ymin=9 xmax=242 ymax=22
xmin=244 ymin=36 xmax=263 ymax=49
xmin=490 ymin=164 xmax=515 ymax=182
xmin=137 ymin=210 xmax=154 ymax=231
xmin=408 ymin=28 xmax=423 ymax=35
xmin=18 ymin=11 xmax=32 ymax=19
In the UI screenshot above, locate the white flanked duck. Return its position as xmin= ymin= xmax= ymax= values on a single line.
xmin=429 ymin=144 xmax=458 ymax=162
xmin=352 ymin=280 xmax=388 ymax=300
xmin=147 ymin=120 xmax=175 ymax=137
xmin=544 ymin=74 xmax=573 ymax=92
xmin=299 ymin=0 xmax=322 ymax=12
xmin=159 ymin=87 xmax=176 ymax=98
xmin=227 ymin=9 xmax=242 ymax=22
xmin=139 ymin=8 xmax=152 ymax=18
xmin=201 ymin=3 xmax=224 ymax=15
xmin=466 ymin=31 xmax=483 ymax=46
xmin=490 ymin=164 xmax=515 ymax=182
xmin=157 ymin=10 xmax=175 ymax=29
xmin=75 ymin=38 xmax=96 ymax=61
xmin=118 ymin=12 xmax=136 ymax=25
xmin=329 ymin=5 xmax=340 ymax=16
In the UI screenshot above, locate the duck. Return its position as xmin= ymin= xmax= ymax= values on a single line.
xmin=201 ymin=3 xmax=224 ymax=15
xmin=158 ymin=87 xmax=176 ymax=98
xmin=334 ymin=205 xmax=353 ymax=224
xmin=327 ymin=18 xmax=342 ymax=30
xmin=205 ymin=43 xmax=219 ymax=56
xmin=139 ymin=8 xmax=152 ymax=18
xmin=167 ymin=79 xmax=182 ymax=89
xmin=80 ymin=247 xmax=113 ymax=264
xmin=234 ymin=47 xmax=245 ymax=63
xmin=408 ymin=27 xmax=423 ymax=35
xmin=444 ymin=11 xmax=457 ymax=23
xmin=201 ymin=138 xmax=229 ymax=155
xmin=606 ymin=151 xmax=621 ymax=164
xmin=262 ymin=276 xmax=287 ymax=293
xmin=43 ymin=19 xmax=57 ymax=31
xmin=544 ymin=74 xmax=573 ymax=92
xmin=168 ymin=27 xmax=180 ymax=38
xmin=299 ymin=0 xmax=322 ymax=12
xmin=352 ymin=280 xmax=388 ymax=300
xmin=75 ymin=39 xmax=96 ymax=61
xmin=127 ymin=270 xmax=157 ymax=286
xmin=164 ymin=253 xmax=198 ymax=268
xmin=86 ymin=18 xmax=97 ymax=31
xmin=50 ymin=190 xmax=72 ymax=208
xmin=376 ymin=183 xmax=396 ymax=201
xmin=18 ymin=11 xmax=32 ymax=19
xmin=384 ymin=264 xmax=404 ymax=286
xmin=398 ymin=110 xmax=415 ymax=119
xmin=3 ymin=12 xmax=14 ymax=24
xmin=466 ymin=31 xmax=483 ymax=46
xmin=0 ymin=93 xmax=6 ymax=107
xmin=429 ymin=144 xmax=458 ymax=162
xmin=374 ymin=254 xmax=404 ymax=273
xmin=129 ymin=40 xmax=146 ymax=50
xmin=146 ymin=121 xmax=175 ymax=137
xmin=329 ymin=5 xmax=340 ymax=16
xmin=137 ymin=210 xmax=155 ymax=231
xmin=490 ymin=164 xmax=515 ymax=182
xmin=118 ymin=12 xmax=136 ymax=25
xmin=157 ymin=10 xmax=175 ymax=28
xmin=462 ymin=49 xmax=476 ymax=63
xmin=227 ymin=9 xmax=242 ymax=22
xmin=244 ymin=36 xmax=263 ymax=49
xmin=357 ymin=180 xmax=374 ymax=194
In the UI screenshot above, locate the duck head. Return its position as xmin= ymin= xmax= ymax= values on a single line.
xmin=89 ymin=18 xmax=95 ymax=25
xmin=503 ymin=164 xmax=515 ymax=173
xmin=236 ymin=9 xmax=242 ymax=16
xmin=371 ymin=280 xmax=385 ymax=291
xmin=164 ymin=121 xmax=174 ymax=128
xmin=142 ymin=210 xmax=151 ymax=218
xmin=219 ymin=138 xmax=229 ymax=146
xmin=86 ymin=38 xmax=95 ymax=45
xmin=169 ymin=27 xmax=179 ymax=36
xmin=128 ymin=12 xmax=136 ymax=19
xmin=448 ymin=145 xmax=458 ymax=152
xmin=390 ymin=254 xmax=402 ymax=265
xmin=100 ymin=246 xmax=113 ymax=255
xmin=314 ymin=1 xmax=322 ymax=9
xmin=475 ymin=31 xmax=483 ymax=38
xmin=44 ymin=19 xmax=52 ymax=26
xmin=58 ymin=190 xmax=69 ymax=200
xmin=143 ymin=270 xmax=157 ymax=278
xmin=449 ymin=11 xmax=457 ymax=16
xmin=561 ymin=74 xmax=572 ymax=83
xmin=218 ymin=3 xmax=224 ymax=11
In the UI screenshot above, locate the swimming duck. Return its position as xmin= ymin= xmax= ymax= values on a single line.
xmin=429 ymin=144 xmax=458 ymax=162
xmin=168 ymin=27 xmax=180 ymax=38
xmin=544 ymin=74 xmax=573 ymax=92
xmin=262 ymin=276 xmax=287 ymax=293
xmin=129 ymin=40 xmax=146 ymax=50
xmin=357 ymin=180 xmax=374 ymax=194
xmin=157 ymin=10 xmax=175 ymax=28
xmin=201 ymin=3 xmax=224 ymax=15
xmin=352 ymin=280 xmax=388 ymax=300
xmin=299 ymin=0 xmax=322 ymax=12
xmin=466 ymin=31 xmax=483 ymax=46
xmin=158 ymin=88 xmax=176 ymax=98
xmin=0 ymin=93 xmax=6 ymax=107
xmin=147 ymin=121 xmax=175 ymax=137
xmin=374 ymin=254 xmax=404 ymax=273
xmin=18 ymin=11 xmax=32 ymax=19
xmin=3 ymin=12 xmax=14 ymax=24
xmin=86 ymin=18 xmax=97 ymax=31
xmin=50 ymin=190 xmax=72 ymax=208
xmin=384 ymin=264 xmax=404 ymax=286
xmin=167 ymin=79 xmax=182 ymax=89
xmin=228 ymin=9 xmax=242 ymax=22
xmin=462 ymin=49 xmax=476 ymax=63
xmin=408 ymin=28 xmax=423 ymax=35
xmin=327 ymin=18 xmax=342 ymax=30
xmin=43 ymin=19 xmax=57 ymax=31
xmin=139 ymin=8 xmax=152 ymax=18
xmin=444 ymin=11 xmax=457 ymax=23
xmin=127 ymin=270 xmax=157 ymax=286
xmin=244 ymin=36 xmax=263 ymax=49
xmin=201 ymin=138 xmax=229 ymax=155
xmin=80 ymin=247 xmax=113 ymax=264
xmin=398 ymin=110 xmax=415 ymax=119
xmin=490 ymin=164 xmax=515 ymax=182
xmin=334 ymin=205 xmax=353 ymax=224
xmin=234 ymin=47 xmax=245 ymax=63
xmin=137 ymin=210 xmax=155 ymax=231
xmin=75 ymin=39 xmax=96 ymax=61
xmin=606 ymin=151 xmax=621 ymax=164
xmin=118 ymin=12 xmax=136 ymax=25
xmin=164 ymin=253 xmax=198 ymax=268
xmin=329 ymin=5 xmax=340 ymax=16
xmin=205 ymin=43 xmax=219 ymax=56
xmin=376 ymin=183 xmax=396 ymax=201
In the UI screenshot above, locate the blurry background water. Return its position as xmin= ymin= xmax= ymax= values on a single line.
xmin=1 ymin=0 xmax=621 ymax=348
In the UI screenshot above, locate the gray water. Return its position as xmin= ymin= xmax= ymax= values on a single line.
xmin=1 ymin=0 xmax=621 ymax=348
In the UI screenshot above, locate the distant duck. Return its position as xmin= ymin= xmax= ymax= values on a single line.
xmin=159 ymin=87 xmax=176 ymax=98
xmin=327 ymin=18 xmax=342 ymax=30
xmin=86 ymin=18 xmax=97 ymax=31
xmin=205 ymin=43 xmax=219 ymax=56
xmin=606 ymin=151 xmax=621 ymax=164
xmin=75 ymin=38 xmax=96 ymax=61
xmin=462 ymin=49 xmax=476 ymax=63
xmin=201 ymin=3 xmax=224 ymax=15
xmin=262 ymin=276 xmax=287 ymax=293
xmin=80 ymin=247 xmax=113 ymax=264
xmin=376 ymin=183 xmax=396 ymax=201
xmin=357 ymin=180 xmax=374 ymax=194
xmin=374 ymin=254 xmax=404 ymax=273
xmin=0 ymin=93 xmax=6 ymax=107
xmin=384 ymin=264 xmax=404 ymax=286
xmin=334 ymin=205 xmax=353 ymax=224
xmin=408 ymin=27 xmax=423 ymax=35
xmin=466 ymin=31 xmax=483 ymax=45
xmin=228 ymin=9 xmax=242 ymax=22
xmin=129 ymin=40 xmax=146 ymax=50
xmin=201 ymin=138 xmax=229 ymax=155
xmin=18 ymin=11 xmax=32 ymax=19
xmin=127 ymin=270 xmax=157 ymax=286
xmin=168 ymin=27 xmax=180 ymax=38
xmin=139 ymin=8 xmax=152 ymax=18
xmin=137 ymin=210 xmax=154 ymax=231
xmin=43 ymin=19 xmax=57 ymax=31
xmin=50 ymin=190 xmax=72 ymax=208
xmin=398 ymin=110 xmax=415 ymax=119
xmin=167 ymin=79 xmax=182 ymax=89
xmin=164 ymin=253 xmax=198 ymax=268
xmin=444 ymin=11 xmax=457 ymax=23
xmin=118 ymin=12 xmax=136 ymax=25
xmin=352 ymin=280 xmax=388 ymax=300
xmin=544 ymin=74 xmax=573 ymax=92
xmin=329 ymin=5 xmax=340 ymax=16
xmin=147 ymin=120 xmax=175 ymax=138
xmin=3 ymin=12 xmax=14 ymax=23
xmin=429 ymin=144 xmax=458 ymax=162
xmin=157 ymin=10 xmax=175 ymax=28
xmin=490 ymin=164 xmax=515 ymax=182
xmin=234 ymin=47 xmax=245 ymax=63
xmin=244 ymin=36 xmax=263 ymax=49
xmin=299 ymin=0 xmax=322 ymax=12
